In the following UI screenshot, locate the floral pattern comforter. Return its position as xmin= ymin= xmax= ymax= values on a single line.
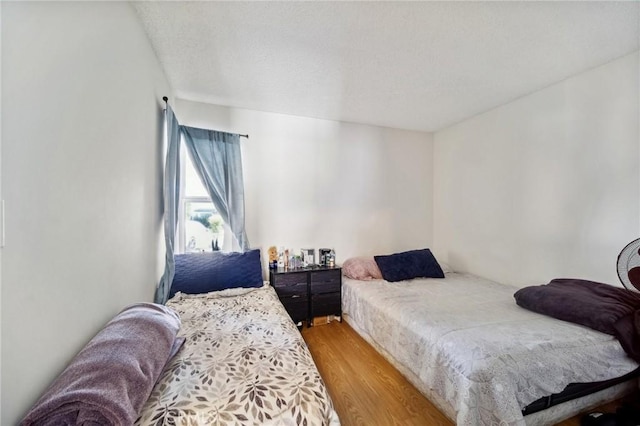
xmin=136 ymin=286 xmax=339 ymax=426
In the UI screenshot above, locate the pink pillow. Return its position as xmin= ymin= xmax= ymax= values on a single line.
xmin=342 ymin=257 xmax=383 ymax=280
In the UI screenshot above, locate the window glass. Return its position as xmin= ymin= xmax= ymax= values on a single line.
xmin=184 ymin=158 xmax=209 ymax=197
xmin=184 ymin=200 xmax=224 ymax=252
xmin=180 ymin=153 xmax=225 ymax=253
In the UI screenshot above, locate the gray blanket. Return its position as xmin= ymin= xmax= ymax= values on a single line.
xmin=514 ymin=278 xmax=640 ymax=362
xmin=21 ymin=303 xmax=181 ymax=426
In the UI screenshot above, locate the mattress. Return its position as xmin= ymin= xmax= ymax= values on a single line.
xmin=342 ymin=273 xmax=639 ymax=426
xmin=136 ymin=285 xmax=340 ymax=425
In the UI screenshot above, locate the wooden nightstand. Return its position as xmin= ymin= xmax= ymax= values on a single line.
xmin=270 ymin=266 xmax=342 ymax=326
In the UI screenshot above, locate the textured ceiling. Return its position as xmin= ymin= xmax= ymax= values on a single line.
xmin=132 ymin=1 xmax=639 ymax=133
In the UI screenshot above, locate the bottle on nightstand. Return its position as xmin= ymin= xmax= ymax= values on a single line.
xmin=277 ymin=246 xmax=285 ymax=268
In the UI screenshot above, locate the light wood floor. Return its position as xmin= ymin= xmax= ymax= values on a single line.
xmin=301 ymin=321 xmax=637 ymax=426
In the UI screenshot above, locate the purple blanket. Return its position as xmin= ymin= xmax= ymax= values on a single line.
xmin=21 ymin=303 xmax=181 ymax=426
xmin=514 ymin=278 xmax=640 ymax=362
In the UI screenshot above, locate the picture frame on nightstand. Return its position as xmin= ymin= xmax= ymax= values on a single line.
xmin=301 ymin=248 xmax=315 ymax=267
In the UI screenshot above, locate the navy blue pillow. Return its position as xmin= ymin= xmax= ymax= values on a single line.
xmin=169 ymin=249 xmax=263 ymax=298
xmin=374 ymin=249 xmax=444 ymax=282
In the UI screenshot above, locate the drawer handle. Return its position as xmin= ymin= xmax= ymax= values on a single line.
xmin=291 ymin=295 xmax=301 ymax=298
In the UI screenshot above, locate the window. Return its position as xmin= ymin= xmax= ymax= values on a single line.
xmin=178 ymin=148 xmax=226 ymax=253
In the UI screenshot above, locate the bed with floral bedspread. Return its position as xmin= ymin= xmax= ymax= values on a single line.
xmin=136 ymin=285 xmax=340 ymax=426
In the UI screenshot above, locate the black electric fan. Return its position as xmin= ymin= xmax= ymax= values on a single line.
xmin=617 ymin=237 xmax=640 ymax=292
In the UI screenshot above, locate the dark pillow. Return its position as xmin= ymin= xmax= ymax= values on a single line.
xmin=169 ymin=249 xmax=263 ymax=298
xmin=374 ymin=249 xmax=444 ymax=282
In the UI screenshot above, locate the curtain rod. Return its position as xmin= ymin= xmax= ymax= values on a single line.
xmin=163 ymin=96 xmax=249 ymax=139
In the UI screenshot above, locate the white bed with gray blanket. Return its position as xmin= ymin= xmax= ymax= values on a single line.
xmin=342 ymin=272 xmax=639 ymax=426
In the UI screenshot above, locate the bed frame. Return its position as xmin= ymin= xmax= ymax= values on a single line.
xmin=523 ymin=368 xmax=640 ymax=416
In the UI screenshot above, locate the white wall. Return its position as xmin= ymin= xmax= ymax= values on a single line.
xmin=433 ymin=52 xmax=639 ymax=287
xmin=175 ymin=99 xmax=434 ymax=266
xmin=1 ymin=2 xmax=170 ymax=423
xmin=0 ymin=2 xmax=4 ymax=417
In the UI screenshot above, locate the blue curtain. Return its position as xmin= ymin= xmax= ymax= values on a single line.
xmin=154 ymin=105 xmax=181 ymax=304
xmin=181 ymin=126 xmax=250 ymax=252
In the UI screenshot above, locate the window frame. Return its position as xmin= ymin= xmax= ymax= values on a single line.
xmin=177 ymin=143 xmax=226 ymax=254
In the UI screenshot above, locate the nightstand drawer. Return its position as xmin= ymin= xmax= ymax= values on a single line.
xmin=272 ymin=272 xmax=308 ymax=298
xmin=310 ymin=270 xmax=341 ymax=294
xmin=311 ymin=292 xmax=341 ymax=317
xmin=272 ymin=273 xmax=307 ymax=288
xmin=281 ymin=297 xmax=308 ymax=323
xmin=273 ymin=282 xmax=307 ymax=298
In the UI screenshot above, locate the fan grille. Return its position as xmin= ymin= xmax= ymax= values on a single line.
xmin=617 ymin=238 xmax=640 ymax=292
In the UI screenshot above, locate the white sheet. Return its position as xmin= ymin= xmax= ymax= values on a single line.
xmin=342 ymin=273 xmax=639 ymax=426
